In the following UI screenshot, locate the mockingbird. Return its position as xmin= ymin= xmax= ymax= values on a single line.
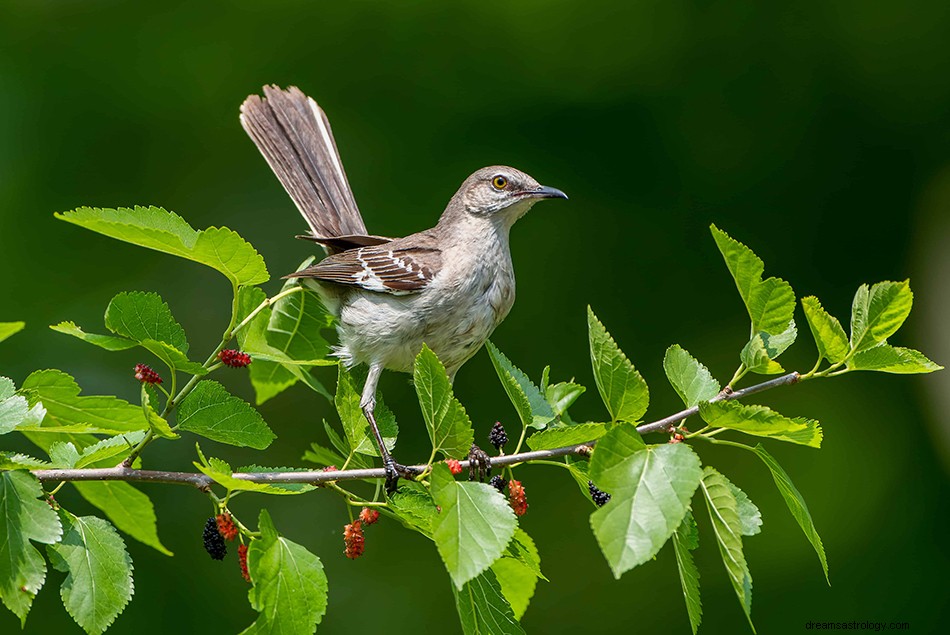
xmin=240 ymin=85 xmax=567 ymax=490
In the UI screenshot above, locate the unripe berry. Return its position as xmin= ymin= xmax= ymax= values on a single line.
xmin=219 ymin=349 xmax=252 ymax=368
xmin=134 ymin=363 xmax=162 ymax=385
xmin=489 ymin=421 xmax=508 ymax=450
xmin=445 ymin=459 xmax=463 ymax=475
xmin=359 ymin=507 xmax=380 ymax=525
xmin=343 ymin=520 xmax=365 ymax=559
xmin=216 ymin=513 xmax=239 ymax=541
xmin=508 ymin=479 xmax=528 ymax=516
xmin=238 ymin=544 xmax=251 ymax=582
xmin=202 ymin=517 xmax=227 ymax=560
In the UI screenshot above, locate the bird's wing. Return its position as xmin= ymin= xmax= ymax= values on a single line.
xmin=296 ymin=233 xmax=394 ymax=253
xmin=240 ymin=85 xmax=368 ymax=245
xmin=289 ymin=243 xmax=442 ymax=295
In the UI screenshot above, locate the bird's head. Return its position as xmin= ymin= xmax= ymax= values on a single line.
xmin=447 ymin=166 xmax=567 ymax=226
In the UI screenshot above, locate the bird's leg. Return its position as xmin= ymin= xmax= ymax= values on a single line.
xmin=360 ymin=362 xmax=405 ymax=494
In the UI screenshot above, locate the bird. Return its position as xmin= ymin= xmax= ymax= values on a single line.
xmin=239 ymin=85 xmax=567 ymax=491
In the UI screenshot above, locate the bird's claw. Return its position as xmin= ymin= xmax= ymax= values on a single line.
xmin=468 ymin=444 xmax=492 ymax=482
xmin=384 ymin=458 xmax=413 ymax=495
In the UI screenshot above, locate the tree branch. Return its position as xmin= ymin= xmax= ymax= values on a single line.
xmin=29 ymin=372 xmax=800 ymax=490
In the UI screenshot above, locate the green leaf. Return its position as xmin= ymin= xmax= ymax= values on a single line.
xmin=502 ymin=528 xmax=546 ymax=581
xmin=141 ymin=387 xmax=178 ymax=440
xmin=104 ymin=291 xmax=189 ymax=352
xmin=452 ymin=569 xmax=526 ymax=635
xmin=587 ymin=307 xmax=650 ymax=423
xmin=177 ymin=380 xmax=275 ymax=449
xmin=431 ymin=463 xmax=518 ymax=589
xmin=589 ymin=424 xmax=703 ymax=578
xmin=56 ymin=206 xmax=269 ymax=286
xmin=237 ymin=286 xmax=332 ymax=405
xmin=663 ymin=345 xmax=721 ymax=407
xmin=700 ymin=467 xmax=754 ymax=631
xmin=46 ymin=512 xmax=134 ymax=635
xmin=74 ymin=432 xmax=146 ymax=468
xmin=73 ymin=482 xmax=172 ymax=556
xmin=544 ymin=380 xmax=586 ymax=420
xmin=263 ymin=275 xmax=334 ymax=364
xmin=334 ymin=366 xmax=397 ymax=456
xmin=486 ymin=341 xmax=555 ymax=429
xmin=0 ymin=321 xmax=26 ymax=344
xmin=725 ymin=479 xmax=762 ymax=537
xmin=194 ymin=453 xmax=316 ymax=495
xmin=848 ymin=345 xmax=942 ymax=374
xmin=711 ymin=224 xmax=795 ymax=336
xmin=0 ymin=471 xmax=63 ymax=624
xmin=0 ymin=452 xmax=52 ymax=470
xmin=753 ymin=445 xmax=829 ymax=584
xmin=48 ymin=442 xmax=81 ymax=468
xmin=390 ymin=486 xmax=440 ymax=537
xmin=850 ymin=280 xmax=914 ymax=353
xmin=241 ymin=509 xmax=328 ymax=635
xmin=801 ymin=296 xmax=850 ymax=364
xmin=301 ymin=442 xmax=345 ymax=469
xmin=740 ymin=321 xmax=797 ymax=375
xmin=414 ymin=346 xmax=475 ymax=459
xmin=671 ymin=511 xmax=702 ymax=635
xmin=235 ymin=466 xmax=319 ymax=495
xmin=525 ymin=423 xmax=606 ymax=451
xmin=1 ymin=379 xmax=46 ymax=435
xmin=699 ymin=400 xmax=822 ymax=448
xmin=50 ymin=322 xmax=138 ymax=351
xmin=490 ymin=558 xmax=536 ymax=622
xmin=21 ymin=370 xmax=149 ymax=434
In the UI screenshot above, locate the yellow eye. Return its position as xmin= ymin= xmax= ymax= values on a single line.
xmin=492 ymin=175 xmax=508 ymax=190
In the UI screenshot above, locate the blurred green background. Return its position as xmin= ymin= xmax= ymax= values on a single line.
xmin=2 ymin=1 xmax=948 ymax=633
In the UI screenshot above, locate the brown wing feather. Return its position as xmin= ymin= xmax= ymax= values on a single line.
xmin=288 ymin=243 xmax=442 ymax=294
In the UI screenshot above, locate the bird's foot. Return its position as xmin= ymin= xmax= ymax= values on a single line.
xmin=383 ymin=457 xmax=414 ymax=495
xmin=468 ymin=444 xmax=492 ymax=482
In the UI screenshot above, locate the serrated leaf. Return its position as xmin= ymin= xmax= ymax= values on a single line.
xmin=725 ymin=479 xmax=762 ymax=536
xmin=48 ymin=441 xmax=81 ymax=468
xmin=699 ymin=400 xmax=822 ymax=448
xmin=1 ymin=380 xmax=46 ymax=435
xmin=0 ymin=471 xmax=63 ymax=624
xmin=740 ymin=321 xmax=797 ymax=375
xmin=850 ymin=281 xmax=914 ymax=353
xmin=241 ymin=509 xmax=328 ymax=635
xmin=141 ymin=387 xmax=178 ymax=440
xmin=544 ymin=380 xmax=586 ymax=420
xmin=264 ymin=275 xmax=334 ymax=363
xmin=700 ymin=467 xmax=754 ymax=631
xmin=753 ymin=445 xmax=829 ymax=583
xmin=414 ymin=346 xmax=475 ymax=459
xmin=56 ymin=207 xmax=269 ymax=286
xmin=672 ymin=511 xmax=702 ymax=635
xmin=390 ymin=486 xmax=440 ymax=537
xmin=711 ymin=225 xmax=795 ymax=337
xmin=237 ymin=286 xmax=332 ymax=405
xmin=589 ymin=424 xmax=703 ymax=578
xmin=849 ymin=345 xmax=942 ymax=374
xmin=431 ymin=463 xmax=518 ymax=589
xmin=0 ymin=322 xmax=26 ymax=344
xmin=74 ymin=432 xmax=146 ymax=468
xmin=801 ymin=296 xmax=850 ymax=364
xmin=21 ymin=370 xmax=149 ymax=434
xmin=235 ymin=466 xmax=319 ymax=495
xmin=50 ymin=322 xmax=138 ymax=351
xmin=491 ymin=556 xmax=537 ymax=621
xmin=334 ymin=366 xmax=397 ymax=456
xmin=564 ymin=458 xmax=596 ymax=503
xmin=104 ymin=291 xmax=189 ymax=352
xmin=177 ymin=380 xmax=275 ymax=449
xmin=486 ymin=341 xmax=555 ymax=429
xmin=301 ymin=442 xmax=345 ymax=469
xmin=452 ymin=569 xmax=526 ymax=635
xmin=47 ymin=512 xmax=134 ymax=635
xmin=587 ymin=307 xmax=649 ymax=423
xmin=73 ymin=482 xmax=172 ymax=556
xmin=525 ymin=423 xmax=606 ymax=451
xmin=664 ymin=345 xmax=721 ymax=407
xmin=0 ymin=452 xmax=52 ymax=470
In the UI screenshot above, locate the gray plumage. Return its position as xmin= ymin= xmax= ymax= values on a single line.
xmin=241 ymin=85 xmax=567 ymax=488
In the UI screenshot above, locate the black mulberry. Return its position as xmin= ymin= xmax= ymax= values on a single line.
xmin=488 ymin=421 xmax=508 ymax=450
xmin=203 ymin=517 xmax=227 ymax=560
xmin=588 ymin=481 xmax=611 ymax=507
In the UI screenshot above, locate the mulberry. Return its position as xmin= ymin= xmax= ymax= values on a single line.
xmin=202 ymin=517 xmax=227 ymax=560
xmin=218 ymin=349 xmax=252 ymax=368
xmin=588 ymin=481 xmax=611 ymax=507
xmin=509 ymin=479 xmax=528 ymax=516
xmin=344 ymin=520 xmax=365 ymax=559
xmin=489 ymin=421 xmax=508 ymax=450
xmin=134 ymin=363 xmax=162 ymax=385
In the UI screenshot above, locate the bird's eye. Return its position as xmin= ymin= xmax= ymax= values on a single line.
xmin=491 ymin=175 xmax=508 ymax=190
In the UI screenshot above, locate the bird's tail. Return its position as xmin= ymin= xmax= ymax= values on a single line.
xmin=240 ymin=85 xmax=368 ymax=239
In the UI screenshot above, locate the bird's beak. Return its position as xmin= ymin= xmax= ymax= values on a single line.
xmin=528 ymin=185 xmax=568 ymax=200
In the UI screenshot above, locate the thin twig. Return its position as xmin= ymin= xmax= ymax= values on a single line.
xmin=30 ymin=372 xmax=800 ymax=490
